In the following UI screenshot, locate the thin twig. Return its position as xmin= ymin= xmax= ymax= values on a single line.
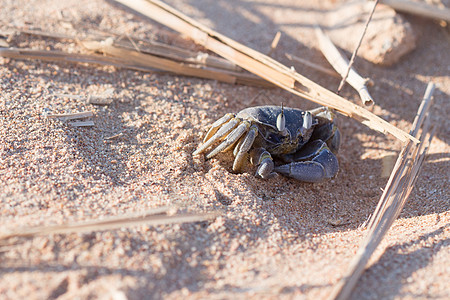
xmin=267 ymin=31 xmax=281 ymax=57
xmin=69 ymin=121 xmax=95 ymax=127
xmin=104 ymin=132 xmax=124 ymax=140
xmin=315 ymin=26 xmax=374 ymax=106
xmin=337 ymin=0 xmax=379 ymax=94
xmin=46 ymin=111 xmax=94 ymax=120
xmin=0 ymin=208 xmax=218 ymax=242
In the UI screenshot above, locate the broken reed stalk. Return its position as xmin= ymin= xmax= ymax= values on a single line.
xmin=0 ymin=47 xmax=155 ymax=70
xmin=80 ymin=39 xmax=271 ymax=86
xmin=0 ymin=46 xmax=271 ymax=87
xmin=367 ymin=83 xmax=435 ymax=231
xmin=1 ymin=27 xmax=240 ymax=72
xmin=69 ymin=121 xmax=95 ymax=127
xmin=112 ymin=0 xmax=418 ymax=144
xmin=328 ymin=82 xmax=436 ymax=300
xmin=315 ymin=27 xmax=374 ymax=106
xmin=380 ymin=0 xmax=450 ymax=22
xmin=46 ymin=111 xmax=94 ymax=120
xmin=0 ymin=207 xmax=218 ymax=242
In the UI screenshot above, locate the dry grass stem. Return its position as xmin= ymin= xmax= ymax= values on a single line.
xmin=380 ymin=0 xmax=450 ymax=22
xmin=113 ymin=0 xmax=418 ymax=144
xmin=0 ymin=208 xmax=218 ymax=242
xmin=1 ymin=28 xmax=271 ymax=87
xmin=0 ymin=45 xmax=271 ymax=87
xmin=54 ymin=93 xmax=84 ymax=100
xmin=5 ymin=28 xmax=75 ymax=40
xmin=2 ymin=27 xmax=238 ymax=72
xmin=104 ymin=132 xmax=124 ymax=140
xmin=0 ymin=47 xmax=153 ymax=70
xmin=46 ymin=111 xmax=94 ymax=120
xmin=81 ymin=40 xmax=241 ymax=84
xmin=69 ymin=121 xmax=95 ymax=127
xmin=267 ymin=31 xmax=281 ymax=56
xmin=328 ymin=82 xmax=436 ymax=300
xmin=315 ymin=27 xmax=374 ymax=106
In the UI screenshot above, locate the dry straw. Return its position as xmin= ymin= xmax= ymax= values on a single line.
xmin=0 ymin=207 xmax=218 ymax=243
xmin=0 ymin=29 xmax=272 ymax=87
xmin=328 ymin=82 xmax=436 ymax=300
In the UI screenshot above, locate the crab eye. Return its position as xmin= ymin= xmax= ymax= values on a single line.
xmin=303 ymin=112 xmax=312 ymax=130
xmin=276 ymin=111 xmax=286 ymax=132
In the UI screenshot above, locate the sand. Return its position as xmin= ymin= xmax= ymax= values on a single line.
xmin=0 ymin=0 xmax=449 ymax=299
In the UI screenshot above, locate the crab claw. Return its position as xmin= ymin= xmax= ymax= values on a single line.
xmin=250 ymin=148 xmax=276 ymax=179
xmin=274 ymin=146 xmax=338 ymax=182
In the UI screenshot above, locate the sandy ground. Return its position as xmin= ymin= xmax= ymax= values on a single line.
xmin=0 ymin=0 xmax=449 ymax=299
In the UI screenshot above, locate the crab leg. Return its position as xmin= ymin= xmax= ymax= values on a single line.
xmin=232 ymin=124 xmax=258 ymax=172
xmin=206 ymin=121 xmax=250 ymax=159
xmin=308 ymin=106 xmax=329 ymax=117
xmin=203 ymin=113 xmax=234 ymax=143
xmin=233 ymin=136 xmax=245 ymax=157
xmin=250 ymin=148 xmax=276 ymax=179
xmin=193 ymin=117 xmax=240 ymax=156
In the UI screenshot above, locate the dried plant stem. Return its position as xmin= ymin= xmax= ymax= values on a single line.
xmin=82 ymin=40 xmax=273 ymax=87
xmin=328 ymin=82 xmax=436 ymax=300
xmin=0 ymin=208 xmax=218 ymax=242
xmin=0 ymin=47 xmax=271 ymax=87
xmin=81 ymin=40 xmax=239 ymax=83
xmin=69 ymin=121 xmax=95 ymax=127
xmin=111 ymin=0 xmax=418 ymax=144
xmin=315 ymin=27 xmax=374 ymax=106
xmin=2 ymin=27 xmax=240 ymax=72
xmin=337 ymin=0 xmax=378 ymax=94
xmin=380 ymin=0 xmax=450 ymax=22
xmin=267 ymin=31 xmax=281 ymax=56
xmin=46 ymin=111 xmax=94 ymax=120
xmin=367 ymin=83 xmax=435 ymax=231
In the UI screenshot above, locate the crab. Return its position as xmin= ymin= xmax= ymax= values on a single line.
xmin=193 ymin=105 xmax=340 ymax=182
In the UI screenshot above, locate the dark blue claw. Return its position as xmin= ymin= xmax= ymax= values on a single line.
xmin=274 ymin=146 xmax=338 ymax=183
xmin=310 ymin=122 xmax=341 ymax=154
